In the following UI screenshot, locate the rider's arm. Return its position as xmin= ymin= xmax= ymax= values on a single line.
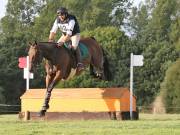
xmin=49 ymin=19 xmax=58 ymax=41
xmin=48 ymin=32 xmax=56 ymax=42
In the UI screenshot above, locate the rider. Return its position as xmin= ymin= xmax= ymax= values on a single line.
xmin=48 ymin=7 xmax=84 ymax=71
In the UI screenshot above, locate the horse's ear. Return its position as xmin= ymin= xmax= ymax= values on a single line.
xmin=29 ymin=42 xmax=32 ymax=46
xmin=34 ymin=41 xmax=37 ymax=45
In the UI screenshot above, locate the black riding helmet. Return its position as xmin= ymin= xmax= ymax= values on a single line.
xmin=57 ymin=7 xmax=68 ymax=16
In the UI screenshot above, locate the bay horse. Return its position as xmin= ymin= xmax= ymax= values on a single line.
xmin=28 ymin=37 xmax=111 ymax=116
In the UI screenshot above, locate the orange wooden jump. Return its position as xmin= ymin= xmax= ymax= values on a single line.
xmin=20 ymin=88 xmax=137 ymax=113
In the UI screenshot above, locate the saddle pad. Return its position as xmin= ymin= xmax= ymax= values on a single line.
xmin=64 ymin=42 xmax=88 ymax=60
xmin=79 ymin=43 xmax=88 ymax=59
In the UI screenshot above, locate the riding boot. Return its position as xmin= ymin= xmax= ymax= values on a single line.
xmin=76 ymin=47 xmax=84 ymax=71
xmin=69 ymin=48 xmax=76 ymax=68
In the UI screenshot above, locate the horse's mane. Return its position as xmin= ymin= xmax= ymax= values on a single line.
xmin=38 ymin=42 xmax=58 ymax=49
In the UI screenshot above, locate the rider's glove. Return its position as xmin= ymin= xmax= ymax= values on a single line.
xmin=57 ymin=42 xmax=64 ymax=47
xmin=48 ymin=39 xmax=54 ymax=42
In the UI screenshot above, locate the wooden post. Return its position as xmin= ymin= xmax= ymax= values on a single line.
xmin=24 ymin=111 xmax=30 ymax=121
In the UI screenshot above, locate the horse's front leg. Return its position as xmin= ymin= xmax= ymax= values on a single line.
xmin=39 ymin=70 xmax=63 ymax=117
xmin=45 ymin=62 xmax=55 ymax=88
xmin=46 ymin=73 xmax=55 ymax=88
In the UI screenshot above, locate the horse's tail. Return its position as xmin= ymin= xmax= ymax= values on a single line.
xmin=102 ymin=48 xmax=112 ymax=81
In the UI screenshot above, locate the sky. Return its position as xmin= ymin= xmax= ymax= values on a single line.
xmin=0 ymin=0 xmax=8 ymax=19
xmin=0 ymin=0 xmax=144 ymax=19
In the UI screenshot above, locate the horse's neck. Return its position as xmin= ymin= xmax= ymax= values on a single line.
xmin=38 ymin=42 xmax=57 ymax=61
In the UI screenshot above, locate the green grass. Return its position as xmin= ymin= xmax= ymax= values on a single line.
xmin=0 ymin=114 xmax=180 ymax=135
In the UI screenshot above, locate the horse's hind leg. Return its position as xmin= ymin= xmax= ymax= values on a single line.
xmin=108 ymin=111 xmax=117 ymax=120
xmin=90 ymin=57 xmax=105 ymax=80
xmin=89 ymin=64 xmax=97 ymax=78
xmin=91 ymin=48 xmax=111 ymax=81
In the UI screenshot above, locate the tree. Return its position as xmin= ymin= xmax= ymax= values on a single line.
xmin=0 ymin=86 xmax=5 ymax=103
xmin=0 ymin=0 xmax=45 ymax=104
xmin=128 ymin=0 xmax=179 ymax=106
xmin=161 ymin=59 xmax=180 ymax=113
xmin=31 ymin=0 xmax=130 ymax=40
xmin=160 ymin=0 xmax=180 ymax=112
xmin=134 ymin=41 xmax=178 ymax=105
xmin=150 ymin=0 xmax=178 ymax=41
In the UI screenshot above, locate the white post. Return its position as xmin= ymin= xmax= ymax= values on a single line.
xmin=130 ymin=53 xmax=133 ymax=120
xmin=26 ymin=56 xmax=29 ymax=90
xmin=130 ymin=53 xmax=143 ymax=120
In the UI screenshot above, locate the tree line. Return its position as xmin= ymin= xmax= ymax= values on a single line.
xmin=0 ymin=0 xmax=179 ymax=113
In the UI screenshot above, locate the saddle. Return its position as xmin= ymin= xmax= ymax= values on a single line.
xmin=48 ymin=41 xmax=88 ymax=74
xmin=63 ymin=41 xmax=88 ymax=60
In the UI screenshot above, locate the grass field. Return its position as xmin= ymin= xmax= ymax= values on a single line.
xmin=0 ymin=113 xmax=180 ymax=135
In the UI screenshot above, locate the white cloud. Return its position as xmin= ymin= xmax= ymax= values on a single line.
xmin=0 ymin=0 xmax=145 ymax=19
xmin=132 ymin=0 xmax=145 ymax=7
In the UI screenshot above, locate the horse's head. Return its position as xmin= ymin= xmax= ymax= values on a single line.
xmin=28 ymin=41 xmax=42 ymax=72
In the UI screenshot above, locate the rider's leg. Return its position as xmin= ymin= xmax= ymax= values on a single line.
xmin=75 ymin=47 xmax=84 ymax=70
xmin=71 ymin=34 xmax=84 ymax=71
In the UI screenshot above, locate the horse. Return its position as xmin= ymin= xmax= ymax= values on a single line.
xmin=28 ymin=37 xmax=111 ymax=116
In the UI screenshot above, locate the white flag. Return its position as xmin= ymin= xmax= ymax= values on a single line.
xmin=23 ymin=68 xmax=34 ymax=79
xmin=133 ymin=55 xmax=144 ymax=66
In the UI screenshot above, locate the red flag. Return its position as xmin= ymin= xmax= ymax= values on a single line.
xmin=18 ymin=57 xmax=27 ymax=68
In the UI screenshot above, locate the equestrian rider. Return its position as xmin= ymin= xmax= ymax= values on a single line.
xmin=48 ymin=7 xmax=84 ymax=71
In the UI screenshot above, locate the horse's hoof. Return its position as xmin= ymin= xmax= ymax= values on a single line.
xmin=108 ymin=112 xmax=117 ymax=120
xmin=111 ymin=116 xmax=117 ymax=120
xmin=38 ymin=110 xmax=46 ymax=117
xmin=77 ymin=63 xmax=85 ymax=72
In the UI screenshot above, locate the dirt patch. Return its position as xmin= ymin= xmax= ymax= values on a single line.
xmin=152 ymin=95 xmax=166 ymax=114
